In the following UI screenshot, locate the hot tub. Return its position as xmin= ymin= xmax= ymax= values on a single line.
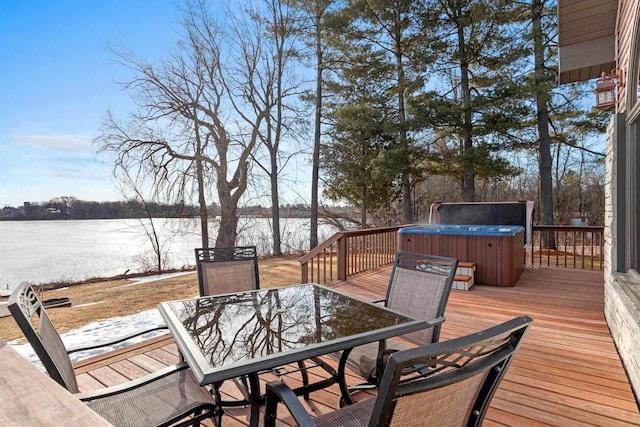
xmin=398 ymin=224 xmax=525 ymax=287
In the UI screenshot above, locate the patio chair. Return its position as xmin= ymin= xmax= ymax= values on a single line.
xmin=336 ymin=251 xmax=458 ymax=404
xmin=195 ymin=247 xmax=337 ymax=408
xmin=195 ymin=246 xmax=260 ymax=297
xmin=8 ymin=282 xmax=218 ymax=427
xmin=264 ymin=315 xmax=533 ymax=427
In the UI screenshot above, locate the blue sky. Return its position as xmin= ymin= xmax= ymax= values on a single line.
xmin=0 ymin=1 xmax=188 ymax=207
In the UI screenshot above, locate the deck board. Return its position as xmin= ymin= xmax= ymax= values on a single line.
xmin=72 ymin=266 xmax=640 ymax=426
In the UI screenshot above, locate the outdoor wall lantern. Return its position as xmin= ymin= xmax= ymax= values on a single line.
xmin=594 ymin=69 xmax=623 ymax=109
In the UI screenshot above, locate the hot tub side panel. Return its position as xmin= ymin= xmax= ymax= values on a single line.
xmin=466 ymin=233 xmax=524 ymax=287
xmin=397 ymin=233 xmax=469 ymax=261
xmin=397 ymin=228 xmax=525 ymax=287
xmin=466 ymin=235 xmax=495 ymax=286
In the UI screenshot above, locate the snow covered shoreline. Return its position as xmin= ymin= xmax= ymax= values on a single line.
xmin=10 ymin=308 xmax=169 ymax=369
xmin=8 ymin=272 xmax=195 ymax=368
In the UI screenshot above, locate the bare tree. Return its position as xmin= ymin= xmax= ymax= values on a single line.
xmin=235 ymin=0 xmax=306 ymax=255
xmin=290 ymin=0 xmax=338 ymax=248
xmin=96 ymin=0 xmax=268 ymax=248
xmin=114 ymin=165 xmax=167 ymax=273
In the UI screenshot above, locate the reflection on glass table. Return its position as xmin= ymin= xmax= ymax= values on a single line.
xmin=158 ymin=283 xmax=429 ymax=427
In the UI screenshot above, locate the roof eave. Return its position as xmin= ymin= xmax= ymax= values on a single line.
xmin=557 ymin=0 xmax=618 ymax=84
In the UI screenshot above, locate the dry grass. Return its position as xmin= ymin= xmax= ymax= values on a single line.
xmin=0 ymin=254 xmax=302 ymax=342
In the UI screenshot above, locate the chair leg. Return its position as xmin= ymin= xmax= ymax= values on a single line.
xmin=193 ymin=409 xmax=202 ymax=427
xmin=297 ymin=360 xmax=310 ymax=399
xmin=211 ymin=382 xmax=225 ymax=427
xmin=337 ymin=348 xmax=356 ymax=406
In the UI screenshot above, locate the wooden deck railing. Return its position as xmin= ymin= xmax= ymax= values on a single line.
xmin=529 ymin=225 xmax=604 ymax=270
xmin=300 ymin=224 xmax=606 ymax=285
xmin=299 ymin=225 xmax=402 ymax=285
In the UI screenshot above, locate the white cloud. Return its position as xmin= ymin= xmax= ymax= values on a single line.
xmin=14 ymin=132 xmax=93 ymax=154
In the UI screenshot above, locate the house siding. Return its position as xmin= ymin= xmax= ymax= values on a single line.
xmin=604 ymin=0 xmax=640 ymax=403
xmin=604 ymin=119 xmax=616 ymax=275
xmin=617 ymin=0 xmax=635 ymax=111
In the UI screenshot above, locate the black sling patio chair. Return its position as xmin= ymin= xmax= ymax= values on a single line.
xmin=8 ymin=282 xmax=218 ymax=427
xmin=195 ymin=246 xmax=260 ymax=297
xmin=264 ymin=315 xmax=533 ymax=427
xmin=334 ymin=251 xmax=458 ymax=405
xmin=195 ymin=247 xmax=337 ymax=413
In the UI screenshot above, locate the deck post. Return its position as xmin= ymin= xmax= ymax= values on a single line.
xmin=337 ymin=236 xmax=347 ymax=281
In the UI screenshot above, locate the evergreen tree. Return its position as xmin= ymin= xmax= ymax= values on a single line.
xmin=530 ymin=0 xmax=555 ymax=227
xmin=329 ymin=0 xmax=434 ymax=223
xmin=519 ymin=0 xmax=606 ymax=232
xmin=421 ymin=0 xmax=528 ymax=201
xmin=322 ymin=44 xmax=397 ymax=227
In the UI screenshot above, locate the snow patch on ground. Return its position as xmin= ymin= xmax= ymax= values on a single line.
xmin=120 ymin=271 xmax=194 ymax=287
xmin=10 ymin=309 xmax=168 ymax=369
xmin=8 ymin=271 xmax=194 ymax=369
xmin=73 ymin=301 xmax=106 ymax=308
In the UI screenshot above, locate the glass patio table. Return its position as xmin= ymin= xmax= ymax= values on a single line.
xmin=158 ymin=283 xmax=430 ymax=426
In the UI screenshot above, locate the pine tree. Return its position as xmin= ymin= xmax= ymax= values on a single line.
xmin=322 ymin=43 xmax=397 ymax=227
xmin=420 ymin=0 xmax=528 ymax=201
xmin=329 ymin=0 xmax=434 ymax=222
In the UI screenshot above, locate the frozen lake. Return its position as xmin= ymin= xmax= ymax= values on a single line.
xmin=2 ymin=217 xmax=339 ymax=366
xmin=0 ymin=217 xmax=338 ymax=291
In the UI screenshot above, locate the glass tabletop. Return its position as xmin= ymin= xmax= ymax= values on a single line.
xmin=160 ymin=284 xmax=422 ymax=380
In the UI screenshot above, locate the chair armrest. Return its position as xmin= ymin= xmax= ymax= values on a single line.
xmin=426 ymin=315 xmax=445 ymax=327
xmin=373 ymin=317 xmax=444 ymax=381
xmin=66 ymin=325 xmax=168 ymax=354
xmin=75 ymin=362 xmax=188 ymax=401
xmin=264 ymin=381 xmax=317 ymax=427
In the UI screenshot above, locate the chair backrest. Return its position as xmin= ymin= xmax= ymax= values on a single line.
xmin=370 ymin=315 xmax=532 ymax=427
xmin=385 ymin=251 xmax=458 ymax=346
xmin=195 ymin=246 xmax=260 ymax=297
xmin=8 ymin=282 xmax=79 ymax=393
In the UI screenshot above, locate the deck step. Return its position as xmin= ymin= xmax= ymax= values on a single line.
xmin=453 ymin=262 xmax=475 ymax=290
xmin=452 ymin=274 xmax=474 ymax=290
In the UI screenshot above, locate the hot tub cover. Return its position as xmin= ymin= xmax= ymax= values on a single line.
xmin=399 ymin=224 xmax=525 ymax=237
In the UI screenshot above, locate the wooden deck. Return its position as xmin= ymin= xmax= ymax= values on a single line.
xmin=72 ymin=266 xmax=640 ymax=426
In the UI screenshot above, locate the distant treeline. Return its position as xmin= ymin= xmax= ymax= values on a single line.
xmin=0 ymin=199 xmax=319 ymax=221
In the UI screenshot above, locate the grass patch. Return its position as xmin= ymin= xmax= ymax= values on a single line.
xmin=0 ymin=254 xmax=302 ymax=342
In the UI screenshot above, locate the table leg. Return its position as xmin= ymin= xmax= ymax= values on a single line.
xmin=248 ymin=373 xmax=261 ymax=427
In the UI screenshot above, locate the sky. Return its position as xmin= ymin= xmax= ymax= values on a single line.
xmin=0 ymin=1 xmax=242 ymax=208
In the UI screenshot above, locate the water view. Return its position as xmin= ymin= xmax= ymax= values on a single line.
xmin=0 ymin=217 xmax=339 ymax=291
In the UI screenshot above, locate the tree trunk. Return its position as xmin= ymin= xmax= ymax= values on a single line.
xmin=361 ymin=187 xmax=368 ymax=228
xmin=216 ymin=197 xmax=239 ymax=248
xmin=532 ymin=0 xmax=555 ymax=248
xmin=271 ymin=154 xmax=282 ymax=255
xmin=394 ymin=9 xmax=413 ymax=223
xmin=214 ymin=160 xmax=247 ymax=248
xmin=197 ymin=160 xmax=209 ymax=248
xmin=195 ymin=122 xmax=209 ymax=248
xmin=153 ymin=229 xmax=162 ymax=272
xmin=458 ymin=22 xmax=475 ymax=202
xmin=310 ymin=8 xmax=323 ymax=249
xmin=271 ymin=0 xmax=285 ymax=256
